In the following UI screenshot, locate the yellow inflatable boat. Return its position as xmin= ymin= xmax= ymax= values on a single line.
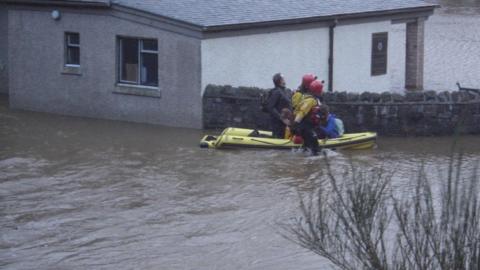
xmin=200 ymin=127 xmax=377 ymax=150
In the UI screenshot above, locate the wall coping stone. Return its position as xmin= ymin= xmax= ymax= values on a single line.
xmin=347 ymin=92 xmax=360 ymax=102
xmin=406 ymin=91 xmax=425 ymax=102
xmin=204 ymin=84 xmax=480 ymax=104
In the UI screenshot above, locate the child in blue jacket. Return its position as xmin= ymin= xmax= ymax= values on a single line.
xmin=317 ymin=105 xmax=342 ymax=139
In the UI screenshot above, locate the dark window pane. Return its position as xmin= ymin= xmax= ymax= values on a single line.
xmin=67 ymin=33 xmax=79 ymax=45
xmin=141 ymin=53 xmax=158 ymax=86
xmin=65 ymin=33 xmax=80 ymax=65
xmin=371 ymin=32 xmax=388 ymax=76
xmin=142 ymin=39 xmax=157 ymax=51
xmin=66 ymin=47 xmax=80 ymax=65
xmin=121 ymin=39 xmax=139 ymax=82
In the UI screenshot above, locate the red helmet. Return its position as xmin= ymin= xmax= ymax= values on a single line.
xmin=302 ymin=74 xmax=316 ymax=89
xmin=309 ymin=80 xmax=324 ymax=96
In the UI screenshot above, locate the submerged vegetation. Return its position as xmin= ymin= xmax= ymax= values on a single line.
xmin=285 ymin=146 xmax=480 ymax=270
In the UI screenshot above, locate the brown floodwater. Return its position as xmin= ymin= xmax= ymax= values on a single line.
xmin=1 ymin=96 xmax=480 ymax=270
xmin=2 ymin=1 xmax=480 ymax=269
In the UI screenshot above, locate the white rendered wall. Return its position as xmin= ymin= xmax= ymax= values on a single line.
xmin=202 ymin=20 xmax=405 ymax=94
xmin=334 ymin=20 xmax=404 ymax=93
xmin=201 ymin=28 xmax=330 ymax=93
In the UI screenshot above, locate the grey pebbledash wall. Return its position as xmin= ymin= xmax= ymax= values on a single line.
xmin=203 ymin=84 xmax=480 ymax=136
xmin=8 ymin=5 xmax=202 ymax=128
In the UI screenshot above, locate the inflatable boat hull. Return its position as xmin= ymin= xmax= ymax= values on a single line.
xmin=200 ymin=128 xmax=376 ymax=150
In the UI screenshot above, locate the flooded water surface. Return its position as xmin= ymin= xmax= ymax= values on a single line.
xmin=1 ymin=97 xmax=480 ymax=270
xmin=2 ymin=1 xmax=480 ymax=269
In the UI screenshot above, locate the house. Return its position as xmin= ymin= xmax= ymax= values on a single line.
xmin=1 ymin=0 xmax=437 ymax=128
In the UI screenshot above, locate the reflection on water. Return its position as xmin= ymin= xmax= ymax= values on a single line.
xmin=427 ymin=0 xmax=480 ymax=12
xmin=439 ymin=0 xmax=480 ymax=8
xmin=1 ymin=96 xmax=480 ymax=270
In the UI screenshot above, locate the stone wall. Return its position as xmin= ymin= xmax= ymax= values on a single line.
xmin=203 ymin=85 xmax=271 ymax=130
xmin=203 ymin=84 xmax=480 ymax=136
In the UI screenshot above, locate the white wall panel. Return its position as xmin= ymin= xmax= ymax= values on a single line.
xmin=334 ymin=21 xmax=400 ymax=93
xmin=202 ymin=20 xmax=405 ymax=94
xmin=201 ymin=28 xmax=330 ymax=93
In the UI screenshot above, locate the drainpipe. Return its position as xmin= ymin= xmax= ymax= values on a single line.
xmin=328 ymin=19 xmax=337 ymax=92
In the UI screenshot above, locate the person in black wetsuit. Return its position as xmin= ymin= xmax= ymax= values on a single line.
xmin=266 ymin=73 xmax=292 ymax=138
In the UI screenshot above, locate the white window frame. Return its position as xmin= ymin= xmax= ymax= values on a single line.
xmin=118 ymin=37 xmax=158 ymax=87
xmin=65 ymin=32 xmax=80 ymax=67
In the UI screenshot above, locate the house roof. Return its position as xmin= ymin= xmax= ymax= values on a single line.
xmin=7 ymin=0 xmax=438 ymax=31
xmin=110 ymin=0 xmax=438 ymax=29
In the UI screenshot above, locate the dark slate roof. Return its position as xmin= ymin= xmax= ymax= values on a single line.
xmin=111 ymin=0 xmax=437 ymax=28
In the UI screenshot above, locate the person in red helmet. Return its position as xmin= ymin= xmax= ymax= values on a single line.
xmin=302 ymin=74 xmax=317 ymax=90
xmin=309 ymin=80 xmax=324 ymax=99
xmin=290 ymin=80 xmax=324 ymax=156
xmin=292 ymin=73 xmax=317 ymax=111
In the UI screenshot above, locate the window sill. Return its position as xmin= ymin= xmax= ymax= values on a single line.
xmin=113 ymin=83 xmax=161 ymax=98
xmin=371 ymin=73 xmax=387 ymax=77
xmin=62 ymin=65 xmax=82 ymax=76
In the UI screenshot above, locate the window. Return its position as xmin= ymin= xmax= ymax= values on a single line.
xmin=371 ymin=32 xmax=388 ymax=76
xmin=118 ymin=37 xmax=158 ymax=87
xmin=65 ymin=32 xmax=80 ymax=66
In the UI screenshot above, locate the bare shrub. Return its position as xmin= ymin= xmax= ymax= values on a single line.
xmin=284 ymin=150 xmax=480 ymax=270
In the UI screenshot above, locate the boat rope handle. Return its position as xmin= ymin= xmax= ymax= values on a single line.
xmin=250 ymin=138 xmax=296 ymax=146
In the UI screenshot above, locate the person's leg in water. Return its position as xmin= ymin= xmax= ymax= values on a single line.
xmin=300 ymin=123 xmax=320 ymax=156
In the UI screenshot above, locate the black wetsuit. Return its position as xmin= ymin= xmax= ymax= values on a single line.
xmin=299 ymin=120 xmax=320 ymax=155
xmin=266 ymin=86 xmax=292 ymax=138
